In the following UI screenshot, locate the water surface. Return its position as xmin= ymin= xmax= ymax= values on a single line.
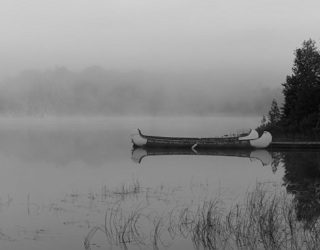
xmin=0 ymin=116 xmax=318 ymax=249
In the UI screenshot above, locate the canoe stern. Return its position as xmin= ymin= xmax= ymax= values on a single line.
xmin=131 ymin=133 xmax=147 ymax=147
xmin=239 ymin=129 xmax=259 ymax=141
xmin=249 ymin=131 xmax=272 ymax=149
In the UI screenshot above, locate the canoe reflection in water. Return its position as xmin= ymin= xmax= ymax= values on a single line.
xmin=131 ymin=147 xmax=272 ymax=166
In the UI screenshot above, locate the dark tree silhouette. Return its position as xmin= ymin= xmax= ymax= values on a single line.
xmin=257 ymin=99 xmax=283 ymax=136
xmin=282 ymin=39 xmax=320 ymax=132
xmin=268 ymin=99 xmax=281 ymax=125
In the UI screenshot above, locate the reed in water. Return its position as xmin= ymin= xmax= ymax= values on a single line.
xmin=84 ymin=183 xmax=320 ymax=250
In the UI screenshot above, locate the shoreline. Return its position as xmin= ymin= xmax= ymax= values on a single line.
xmin=270 ymin=141 xmax=320 ymax=148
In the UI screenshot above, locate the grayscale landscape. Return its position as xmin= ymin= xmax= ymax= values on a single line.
xmin=0 ymin=0 xmax=320 ymax=249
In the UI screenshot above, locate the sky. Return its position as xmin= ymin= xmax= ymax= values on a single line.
xmin=1 ymin=0 xmax=320 ymax=86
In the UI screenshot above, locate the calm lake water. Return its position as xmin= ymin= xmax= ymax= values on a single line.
xmin=0 ymin=116 xmax=318 ymax=249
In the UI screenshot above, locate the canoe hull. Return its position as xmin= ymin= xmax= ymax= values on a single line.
xmin=143 ymin=137 xmax=251 ymax=148
xmin=131 ymin=129 xmax=272 ymax=149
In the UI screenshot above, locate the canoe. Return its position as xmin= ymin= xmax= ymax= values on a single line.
xmin=131 ymin=147 xmax=272 ymax=166
xmin=131 ymin=129 xmax=272 ymax=149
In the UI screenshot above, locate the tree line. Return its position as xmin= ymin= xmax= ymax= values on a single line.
xmin=259 ymin=39 xmax=320 ymax=138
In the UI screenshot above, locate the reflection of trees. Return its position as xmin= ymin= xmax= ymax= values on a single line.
xmin=282 ymin=150 xmax=320 ymax=227
xmin=270 ymin=151 xmax=282 ymax=173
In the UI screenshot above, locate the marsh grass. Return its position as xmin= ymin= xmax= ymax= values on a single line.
xmin=84 ymin=183 xmax=320 ymax=250
xmin=113 ymin=180 xmax=141 ymax=197
xmin=74 ymin=180 xmax=143 ymax=205
xmin=84 ymin=203 xmax=149 ymax=250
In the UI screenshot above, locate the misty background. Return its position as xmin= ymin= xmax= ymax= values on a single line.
xmin=0 ymin=66 xmax=282 ymax=116
xmin=1 ymin=0 xmax=320 ymax=116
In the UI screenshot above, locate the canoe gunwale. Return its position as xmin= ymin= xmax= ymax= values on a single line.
xmin=137 ymin=128 xmax=242 ymax=141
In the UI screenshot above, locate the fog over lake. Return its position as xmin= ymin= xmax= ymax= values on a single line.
xmin=2 ymin=0 xmax=320 ymax=117
xmin=0 ymin=67 xmax=283 ymax=116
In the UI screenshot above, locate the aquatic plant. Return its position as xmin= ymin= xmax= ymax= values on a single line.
xmin=84 ymin=183 xmax=320 ymax=250
xmin=113 ymin=180 xmax=141 ymax=197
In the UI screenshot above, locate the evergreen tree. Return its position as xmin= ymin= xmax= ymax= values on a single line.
xmin=268 ymin=99 xmax=281 ymax=125
xmin=316 ymin=105 xmax=320 ymax=129
xmin=282 ymin=39 xmax=320 ymax=131
xmin=261 ymin=115 xmax=267 ymax=126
